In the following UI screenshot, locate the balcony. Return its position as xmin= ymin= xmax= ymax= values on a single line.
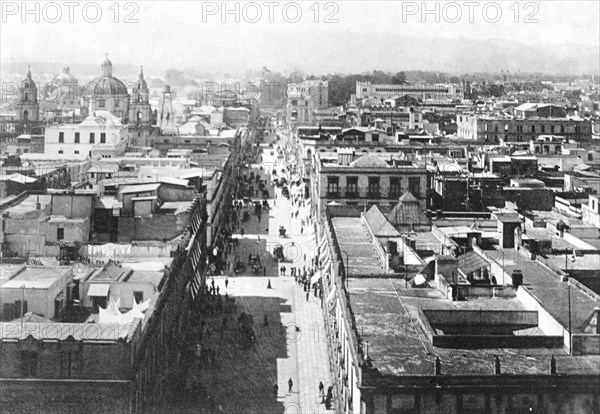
xmin=327 ymin=191 xmax=341 ymax=199
xmin=366 ymin=191 xmax=381 ymax=199
xmin=344 ymin=191 xmax=360 ymax=199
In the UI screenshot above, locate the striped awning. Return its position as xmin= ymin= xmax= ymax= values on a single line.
xmin=319 ymin=248 xmax=330 ymax=263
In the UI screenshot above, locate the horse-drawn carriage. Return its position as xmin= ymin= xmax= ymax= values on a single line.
xmin=235 ymin=261 xmax=246 ymax=274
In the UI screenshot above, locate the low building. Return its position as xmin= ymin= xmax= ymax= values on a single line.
xmin=0 ymin=265 xmax=73 ymax=320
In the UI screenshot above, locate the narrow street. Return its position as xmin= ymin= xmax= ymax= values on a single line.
xmin=180 ymin=133 xmax=335 ymax=413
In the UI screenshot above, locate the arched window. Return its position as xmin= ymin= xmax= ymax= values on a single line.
xmin=23 ymin=110 xmax=29 ymax=121
xmin=24 ymin=92 xmax=29 ymax=102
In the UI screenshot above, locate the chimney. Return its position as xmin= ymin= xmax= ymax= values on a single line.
xmin=35 ymin=195 xmax=41 ymax=210
xmin=434 ymin=357 xmax=441 ymax=375
xmin=550 ymin=355 xmax=557 ymax=374
xmin=89 ymin=98 xmax=95 ymax=114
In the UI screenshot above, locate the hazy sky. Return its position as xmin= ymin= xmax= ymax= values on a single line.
xmin=1 ymin=0 xmax=599 ymax=73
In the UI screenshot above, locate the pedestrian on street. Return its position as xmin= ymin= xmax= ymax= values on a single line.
xmin=288 ymin=378 xmax=293 ymax=393
xmin=263 ymin=265 xmax=267 ymax=276
xmin=319 ymin=381 xmax=325 ymax=400
xmin=225 ymin=278 xmax=229 ymax=289
xmin=273 ymin=382 xmax=278 ymax=397
xmin=306 ymin=290 xmax=309 ymax=301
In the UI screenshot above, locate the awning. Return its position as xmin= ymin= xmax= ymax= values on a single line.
xmin=87 ymin=283 xmax=110 ymax=297
xmin=318 ymin=236 xmax=327 ymax=249
xmin=319 ymin=248 xmax=330 ymax=263
xmin=321 ymin=255 xmax=332 ymax=270
xmin=326 ymin=285 xmax=337 ymax=304
xmin=310 ymin=271 xmax=322 ymax=285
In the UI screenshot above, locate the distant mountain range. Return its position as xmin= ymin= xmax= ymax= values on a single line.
xmin=2 ymin=31 xmax=598 ymax=77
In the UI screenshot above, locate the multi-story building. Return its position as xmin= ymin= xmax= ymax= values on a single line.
xmin=286 ymin=80 xmax=329 ymax=125
xmin=44 ymin=110 xmax=128 ymax=160
xmin=457 ymin=114 xmax=592 ymax=142
xmin=314 ymin=150 xmax=428 ymax=212
xmin=320 ymin=206 xmax=600 ymax=414
xmin=355 ymin=82 xmax=460 ymax=104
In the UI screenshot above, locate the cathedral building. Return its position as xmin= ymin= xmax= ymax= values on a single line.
xmin=83 ymin=55 xmax=130 ymax=121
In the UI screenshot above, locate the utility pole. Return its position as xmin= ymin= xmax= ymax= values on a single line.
xmin=20 ymin=285 xmax=25 ymax=327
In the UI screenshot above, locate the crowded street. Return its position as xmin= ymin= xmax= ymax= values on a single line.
xmin=178 ymin=130 xmax=335 ymax=413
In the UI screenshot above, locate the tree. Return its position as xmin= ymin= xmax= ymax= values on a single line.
xmin=391 ymin=71 xmax=408 ymax=85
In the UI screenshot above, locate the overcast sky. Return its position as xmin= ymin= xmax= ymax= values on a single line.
xmin=1 ymin=1 xmax=598 ymax=74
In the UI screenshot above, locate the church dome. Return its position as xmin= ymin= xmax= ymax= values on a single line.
xmin=85 ymin=55 xmax=128 ymax=98
xmin=54 ymin=65 xmax=78 ymax=84
xmin=87 ymin=76 xmax=129 ymax=97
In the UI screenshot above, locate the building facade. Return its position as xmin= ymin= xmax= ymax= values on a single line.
xmin=457 ymin=114 xmax=592 ymax=142
xmin=286 ymin=80 xmax=329 ymax=125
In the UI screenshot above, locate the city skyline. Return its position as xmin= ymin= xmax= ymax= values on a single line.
xmin=1 ymin=1 xmax=599 ymax=74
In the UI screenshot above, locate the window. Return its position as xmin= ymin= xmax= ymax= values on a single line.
xmin=408 ymin=177 xmax=421 ymax=196
xmin=390 ymin=178 xmax=401 ymax=197
xmin=541 ymin=125 xmax=545 ymax=133
xmin=368 ymin=177 xmax=380 ymax=197
xmin=372 ymin=133 xmax=380 ymax=142
xmin=347 ymin=177 xmax=358 ymax=196
xmin=58 ymin=149 xmax=64 ymax=155
xmin=560 ymin=125 xmax=565 ymax=134
xmin=133 ymin=291 xmax=144 ymax=304
xmin=291 ymin=100 xmax=298 ymax=106
xmin=58 ymin=132 xmax=64 ymax=143
xmin=60 ymin=351 xmax=78 ymax=378
xmin=531 ymin=125 xmax=535 ymax=133
xmin=114 ymin=99 xmax=119 ymax=108
xmin=20 ymin=351 xmax=38 ymax=377
xmin=327 ymin=176 xmax=339 ymax=196
xmin=89 ymin=133 xmax=95 ymax=143
xmin=57 ymin=228 xmax=64 ymax=240
xmin=100 ymin=133 xmax=106 ymax=144
xmin=98 ymin=99 xmax=105 ymax=108
xmin=74 ymin=150 xmax=79 ymax=155
xmin=551 ymin=125 xmax=555 ymax=134
xmin=74 ymin=132 xmax=80 ymax=143
xmin=494 ymin=125 xmax=498 ymax=132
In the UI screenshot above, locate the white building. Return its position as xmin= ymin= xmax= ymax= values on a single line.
xmin=44 ymin=110 xmax=128 ymax=160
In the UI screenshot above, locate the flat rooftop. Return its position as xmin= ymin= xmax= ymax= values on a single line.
xmin=1 ymin=266 xmax=71 ymax=289
xmin=331 ymin=217 xmax=385 ymax=276
xmin=484 ymin=248 xmax=600 ymax=333
xmin=349 ymin=278 xmax=600 ymax=378
xmin=3 ymin=194 xmax=51 ymax=217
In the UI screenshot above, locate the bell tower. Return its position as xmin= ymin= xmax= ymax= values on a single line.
xmin=18 ymin=66 xmax=39 ymax=121
xmin=128 ymin=66 xmax=152 ymax=127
